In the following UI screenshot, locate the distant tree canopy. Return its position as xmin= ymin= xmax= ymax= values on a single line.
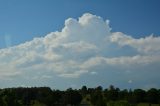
xmin=0 ymin=86 xmax=160 ymax=106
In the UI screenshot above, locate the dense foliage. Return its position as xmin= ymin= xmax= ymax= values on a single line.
xmin=0 ymin=85 xmax=159 ymax=106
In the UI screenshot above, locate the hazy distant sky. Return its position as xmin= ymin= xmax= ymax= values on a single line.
xmin=0 ymin=0 xmax=160 ymax=89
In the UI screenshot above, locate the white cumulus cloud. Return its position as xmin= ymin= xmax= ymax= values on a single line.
xmin=0 ymin=13 xmax=160 ymax=88
xmin=110 ymin=32 xmax=160 ymax=54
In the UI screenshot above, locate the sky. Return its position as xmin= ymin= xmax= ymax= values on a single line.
xmin=0 ymin=0 xmax=160 ymax=90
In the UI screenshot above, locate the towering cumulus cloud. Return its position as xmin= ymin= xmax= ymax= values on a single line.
xmin=0 ymin=13 xmax=160 ymax=88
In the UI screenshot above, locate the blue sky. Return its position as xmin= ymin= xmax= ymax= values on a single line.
xmin=0 ymin=0 xmax=160 ymax=48
xmin=0 ymin=0 xmax=160 ymax=89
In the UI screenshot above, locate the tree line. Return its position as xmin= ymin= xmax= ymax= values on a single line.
xmin=85 ymin=85 xmax=160 ymax=106
xmin=0 ymin=85 xmax=159 ymax=106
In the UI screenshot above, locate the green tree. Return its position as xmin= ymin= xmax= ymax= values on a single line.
xmin=104 ymin=85 xmax=119 ymax=101
xmin=37 ymin=87 xmax=54 ymax=106
xmin=90 ymin=87 xmax=106 ymax=106
xmin=81 ymin=86 xmax=88 ymax=97
xmin=62 ymin=88 xmax=82 ymax=106
xmin=146 ymin=88 xmax=159 ymax=104
xmin=132 ymin=89 xmax=146 ymax=103
xmin=118 ymin=89 xmax=129 ymax=100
